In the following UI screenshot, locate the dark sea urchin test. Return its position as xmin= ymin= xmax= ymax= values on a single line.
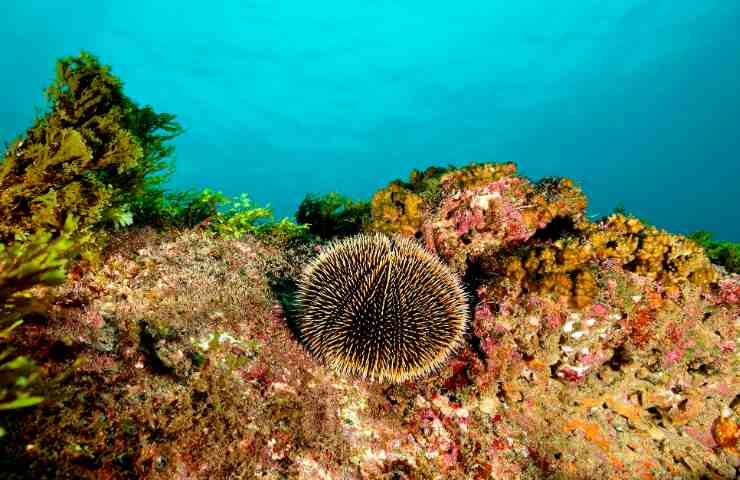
xmin=295 ymin=233 xmax=469 ymax=383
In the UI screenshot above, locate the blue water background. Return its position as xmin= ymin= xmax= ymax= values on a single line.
xmin=1 ymin=1 xmax=739 ymax=240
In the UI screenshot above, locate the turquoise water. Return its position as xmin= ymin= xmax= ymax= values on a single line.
xmin=1 ymin=1 xmax=739 ymax=240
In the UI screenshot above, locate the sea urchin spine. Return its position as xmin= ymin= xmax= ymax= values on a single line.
xmin=295 ymin=233 xmax=469 ymax=383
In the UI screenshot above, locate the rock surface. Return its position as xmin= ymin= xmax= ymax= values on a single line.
xmin=1 ymin=166 xmax=738 ymax=478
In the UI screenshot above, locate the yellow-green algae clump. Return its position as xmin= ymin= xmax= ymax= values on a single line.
xmin=0 ymin=51 xmax=182 ymax=257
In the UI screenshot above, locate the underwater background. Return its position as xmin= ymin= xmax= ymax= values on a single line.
xmin=1 ymin=0 xmax=739 ymax=240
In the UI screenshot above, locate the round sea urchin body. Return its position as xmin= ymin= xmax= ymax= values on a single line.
xmin=295 ymin=233 xmax=469 ymax=383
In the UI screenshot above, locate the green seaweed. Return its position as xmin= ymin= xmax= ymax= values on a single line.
xmin=183 ymin=189 xmax=309 ymax=241
xmin=688 ymin=230 xmax=740 ymax=274
xmin=295 ymin=192 xmax=370 ymax=239
xmin=0 ymin=216 xmax=77 ymax=437
xmin=133 ymin=186 xmax=309 ymax=241
xmin=0 ymin=51 xmax=183 ymax=253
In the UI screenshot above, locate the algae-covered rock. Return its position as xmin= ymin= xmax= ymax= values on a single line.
xmin=1 ymin=218 xmax=736 ymax=479
xmin=368 ymin=181 xmax=426 ymax=237
xmin=423 ymin=173 xmax=588 ymax=274
xmin=367 ymin=161 xmax=716 ymax=309
xmin=0 ymin=229 xmax=356 ymax=478
xmin=366 ymin=162 xmax=521 ymax=238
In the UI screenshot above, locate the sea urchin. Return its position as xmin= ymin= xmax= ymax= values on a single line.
xmin=295 ymin=233 xmax=469 ymax=383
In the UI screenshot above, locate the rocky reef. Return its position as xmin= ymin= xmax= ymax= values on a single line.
xmin=0 ymin=162 xmax=736 ymax=479
xmin=1 ymin=53 xmax=738 ymax=479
